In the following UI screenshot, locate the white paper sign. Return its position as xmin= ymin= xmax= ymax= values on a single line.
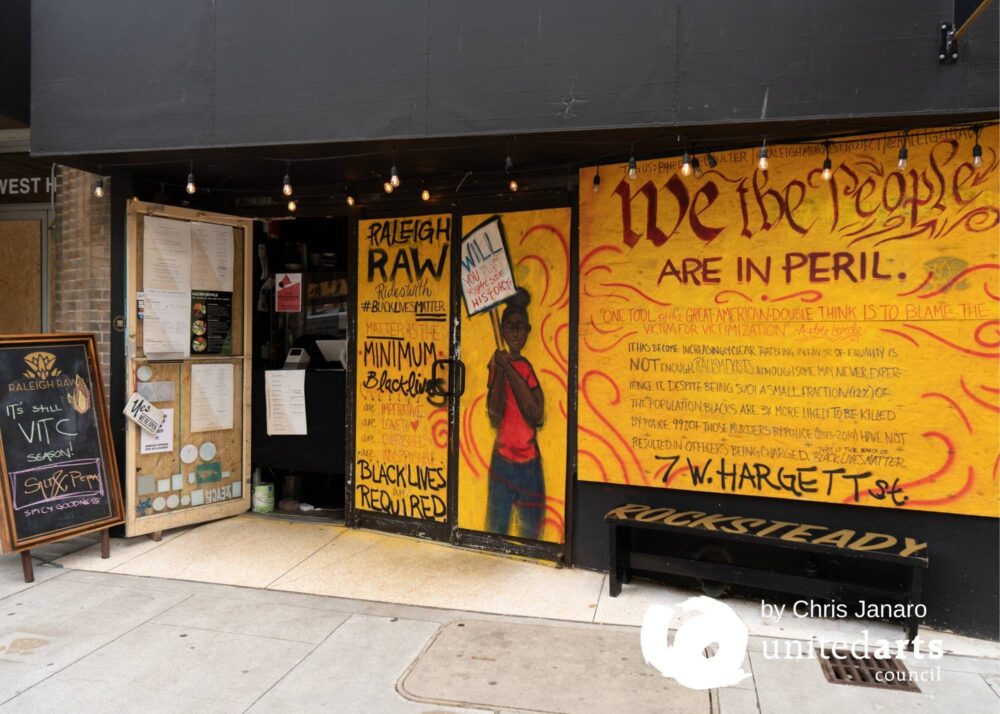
xmin=143 ymin=288 xmax=191 ymax=358
xmin=459 ymin=216 xmax=517 ymax=315
xmin=143 ymin=216 xmax=192 ymax=292
xmin=124 ymin=392 xmax=166 ymax=435
xmin=265 ymin=370 xmax=307 ymax=435
xmin=140 ymin=408 xmax=175 ymax=454
xmin=190 ymin=363 xmax=234 ymax=432
xmin=191 ymin=221 xmax=234 ymax=292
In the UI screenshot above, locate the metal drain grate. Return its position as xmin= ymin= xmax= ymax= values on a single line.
xmin=818 ymin=649 xmax=921 ymax=692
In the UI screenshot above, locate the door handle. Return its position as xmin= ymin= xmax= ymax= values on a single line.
xmin=431 ymin=358 xmax=466 ymax=398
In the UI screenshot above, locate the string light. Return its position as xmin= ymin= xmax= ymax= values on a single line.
xmin=389 ymin=149 xmax=400 ymax=188
xmin=680 ymin=148 xmax=692 ymax=177
xmin=592 ymin=166 xmax=601 ymax=193
xmin=505 ymin=151 xmax=517 ymax=191
xmin=138 ymin=123 xmax=980 ymax=207
xmin=282 ymin=163 xmax=293 ymax=196
xmin=421 ymin=188 xmax=431 ymax=201
xmin=93 ymin=168 xmax=104 ymax=198
xmin=287 ymin=197 xmax=297 ymax=212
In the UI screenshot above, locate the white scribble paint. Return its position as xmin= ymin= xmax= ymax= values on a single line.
xmin=640 ymin=595 xmax=751 ymax=690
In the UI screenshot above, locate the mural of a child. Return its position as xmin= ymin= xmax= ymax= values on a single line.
xmin=485 ymin=288 xmax=545 ymax=539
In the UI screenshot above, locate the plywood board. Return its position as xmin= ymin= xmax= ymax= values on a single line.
xmin=0 ymin=220 xmax=42 ymax=334
xmin=125 ymin=201 xmax=253 ymax=537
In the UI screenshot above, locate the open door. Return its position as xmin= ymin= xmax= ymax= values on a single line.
xmin=123 ymin=201 xmax=253 ymax=536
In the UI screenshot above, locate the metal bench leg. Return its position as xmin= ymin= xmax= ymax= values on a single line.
xmin=905 ymin=567 xmax=924 ymax=645
xmin=620 ymin=527 xmax=632 ymax=584
xmin=608 ymin=524 xmax=622 ymax=597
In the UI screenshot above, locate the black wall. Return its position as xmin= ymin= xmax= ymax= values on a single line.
xmin=0 ymin=0 xmax=30 ymax=126
xmin=30 ymin=0 xmax=999 ymax=155
xmin=574 ymin=482 xmax=999 ymax=639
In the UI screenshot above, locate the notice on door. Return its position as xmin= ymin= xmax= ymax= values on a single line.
xmin=354 ymin=214 xmax=452 ymax=522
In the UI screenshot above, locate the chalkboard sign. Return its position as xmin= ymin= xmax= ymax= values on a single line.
xmin=0 ymin=335 xmax=123 ymax=552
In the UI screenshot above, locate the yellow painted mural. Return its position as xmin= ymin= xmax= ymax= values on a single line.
xmin=578 ymin=125 xmax=1000 ymax=517
xmin=355 ymin=214 xmax=452 ymax=521
xmin=458 ymin=209 xmax=571 ymax=542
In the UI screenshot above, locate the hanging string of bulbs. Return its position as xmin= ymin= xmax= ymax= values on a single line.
xmin=91 ymin=123 xmax=992 ymax=206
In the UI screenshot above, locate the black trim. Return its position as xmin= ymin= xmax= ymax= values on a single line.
xmin=344 ymin=212 xmax=359 ymax=528
xmin=108 ymin=177 xmax=132 ymax=536
xmin=564 ymin=185 xmax=580 ymax=566
xmin=453 ymin=528 xmax=564 ymax=563
xmin=357 ymin=511 xmax=452 ymax=542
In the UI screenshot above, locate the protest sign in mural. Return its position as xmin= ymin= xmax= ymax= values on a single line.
xmin=578 ymin=126 xmax=999 ymax=517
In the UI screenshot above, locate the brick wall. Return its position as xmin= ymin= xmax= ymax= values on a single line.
xmin=50 ymin=167 xmax=112 ymax=404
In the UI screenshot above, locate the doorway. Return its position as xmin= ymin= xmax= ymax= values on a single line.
xmin=351 ymin=206 xmax=572 ymax=561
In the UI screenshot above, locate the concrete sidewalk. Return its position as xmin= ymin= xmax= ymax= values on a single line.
xmin=0 ymin=522 xmax=993 ymax=713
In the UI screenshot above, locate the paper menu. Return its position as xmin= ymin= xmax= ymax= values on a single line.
xmin=143 ymin=216 xmax=192 ymax=292
xmin=190 ymin=363 xmax=234 ymax=433
xmin=265 ymin=370 xmax=308 ymax=435
xmin=143 ymin=288 xmax=191 ymax=358
xmin=191 ymin=222 xmax=235 ymax=292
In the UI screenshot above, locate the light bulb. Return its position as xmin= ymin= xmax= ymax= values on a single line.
xmin=94 ymin=177 xmax=104 ymax=198
xmin=282 ymin=173 xmax=293 ymax=196
xmin=509 ymin=178 xmax=519 ymax=192
xmin=821 ymin=158 xmax=832 ymax=181
xmin=390 ymin=165 xmax=400 ymax=188
xmin=627 ymin=155 xmax=637 ymax=180
xmin=505 ymin=155 xmax=514 ymax=173
xmin=186 ymin=173 xmax=196 ymax=194
xmin=757 ymin=142 xmax=769 ymax=172
xmin=592 ymin=172 xmax=601 ymax=193
xmin=421 ymin=189 xmax=430 ymax=201
xmin=287 ymin=198 xmax=297 ymax=212
xmin=346 ymin=195 xmax=355 ymax=207
xmin=384 ymin=181 xmax=393 ymax=194
xmin=706 ymin=152 xmax=718 ymax=169
xmin=681 ymin=151 xmax=691 ymax=176
xmin=691 ymin=157 xmax=701 ymax=178
xmin=897 ymin=147 xmax=908 ymax=170
xmin=973 ymin=144 xmax=983 ymax=168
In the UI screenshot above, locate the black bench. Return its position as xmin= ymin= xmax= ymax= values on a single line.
xmin=606 ymin=503 xmax=929 ymax=641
